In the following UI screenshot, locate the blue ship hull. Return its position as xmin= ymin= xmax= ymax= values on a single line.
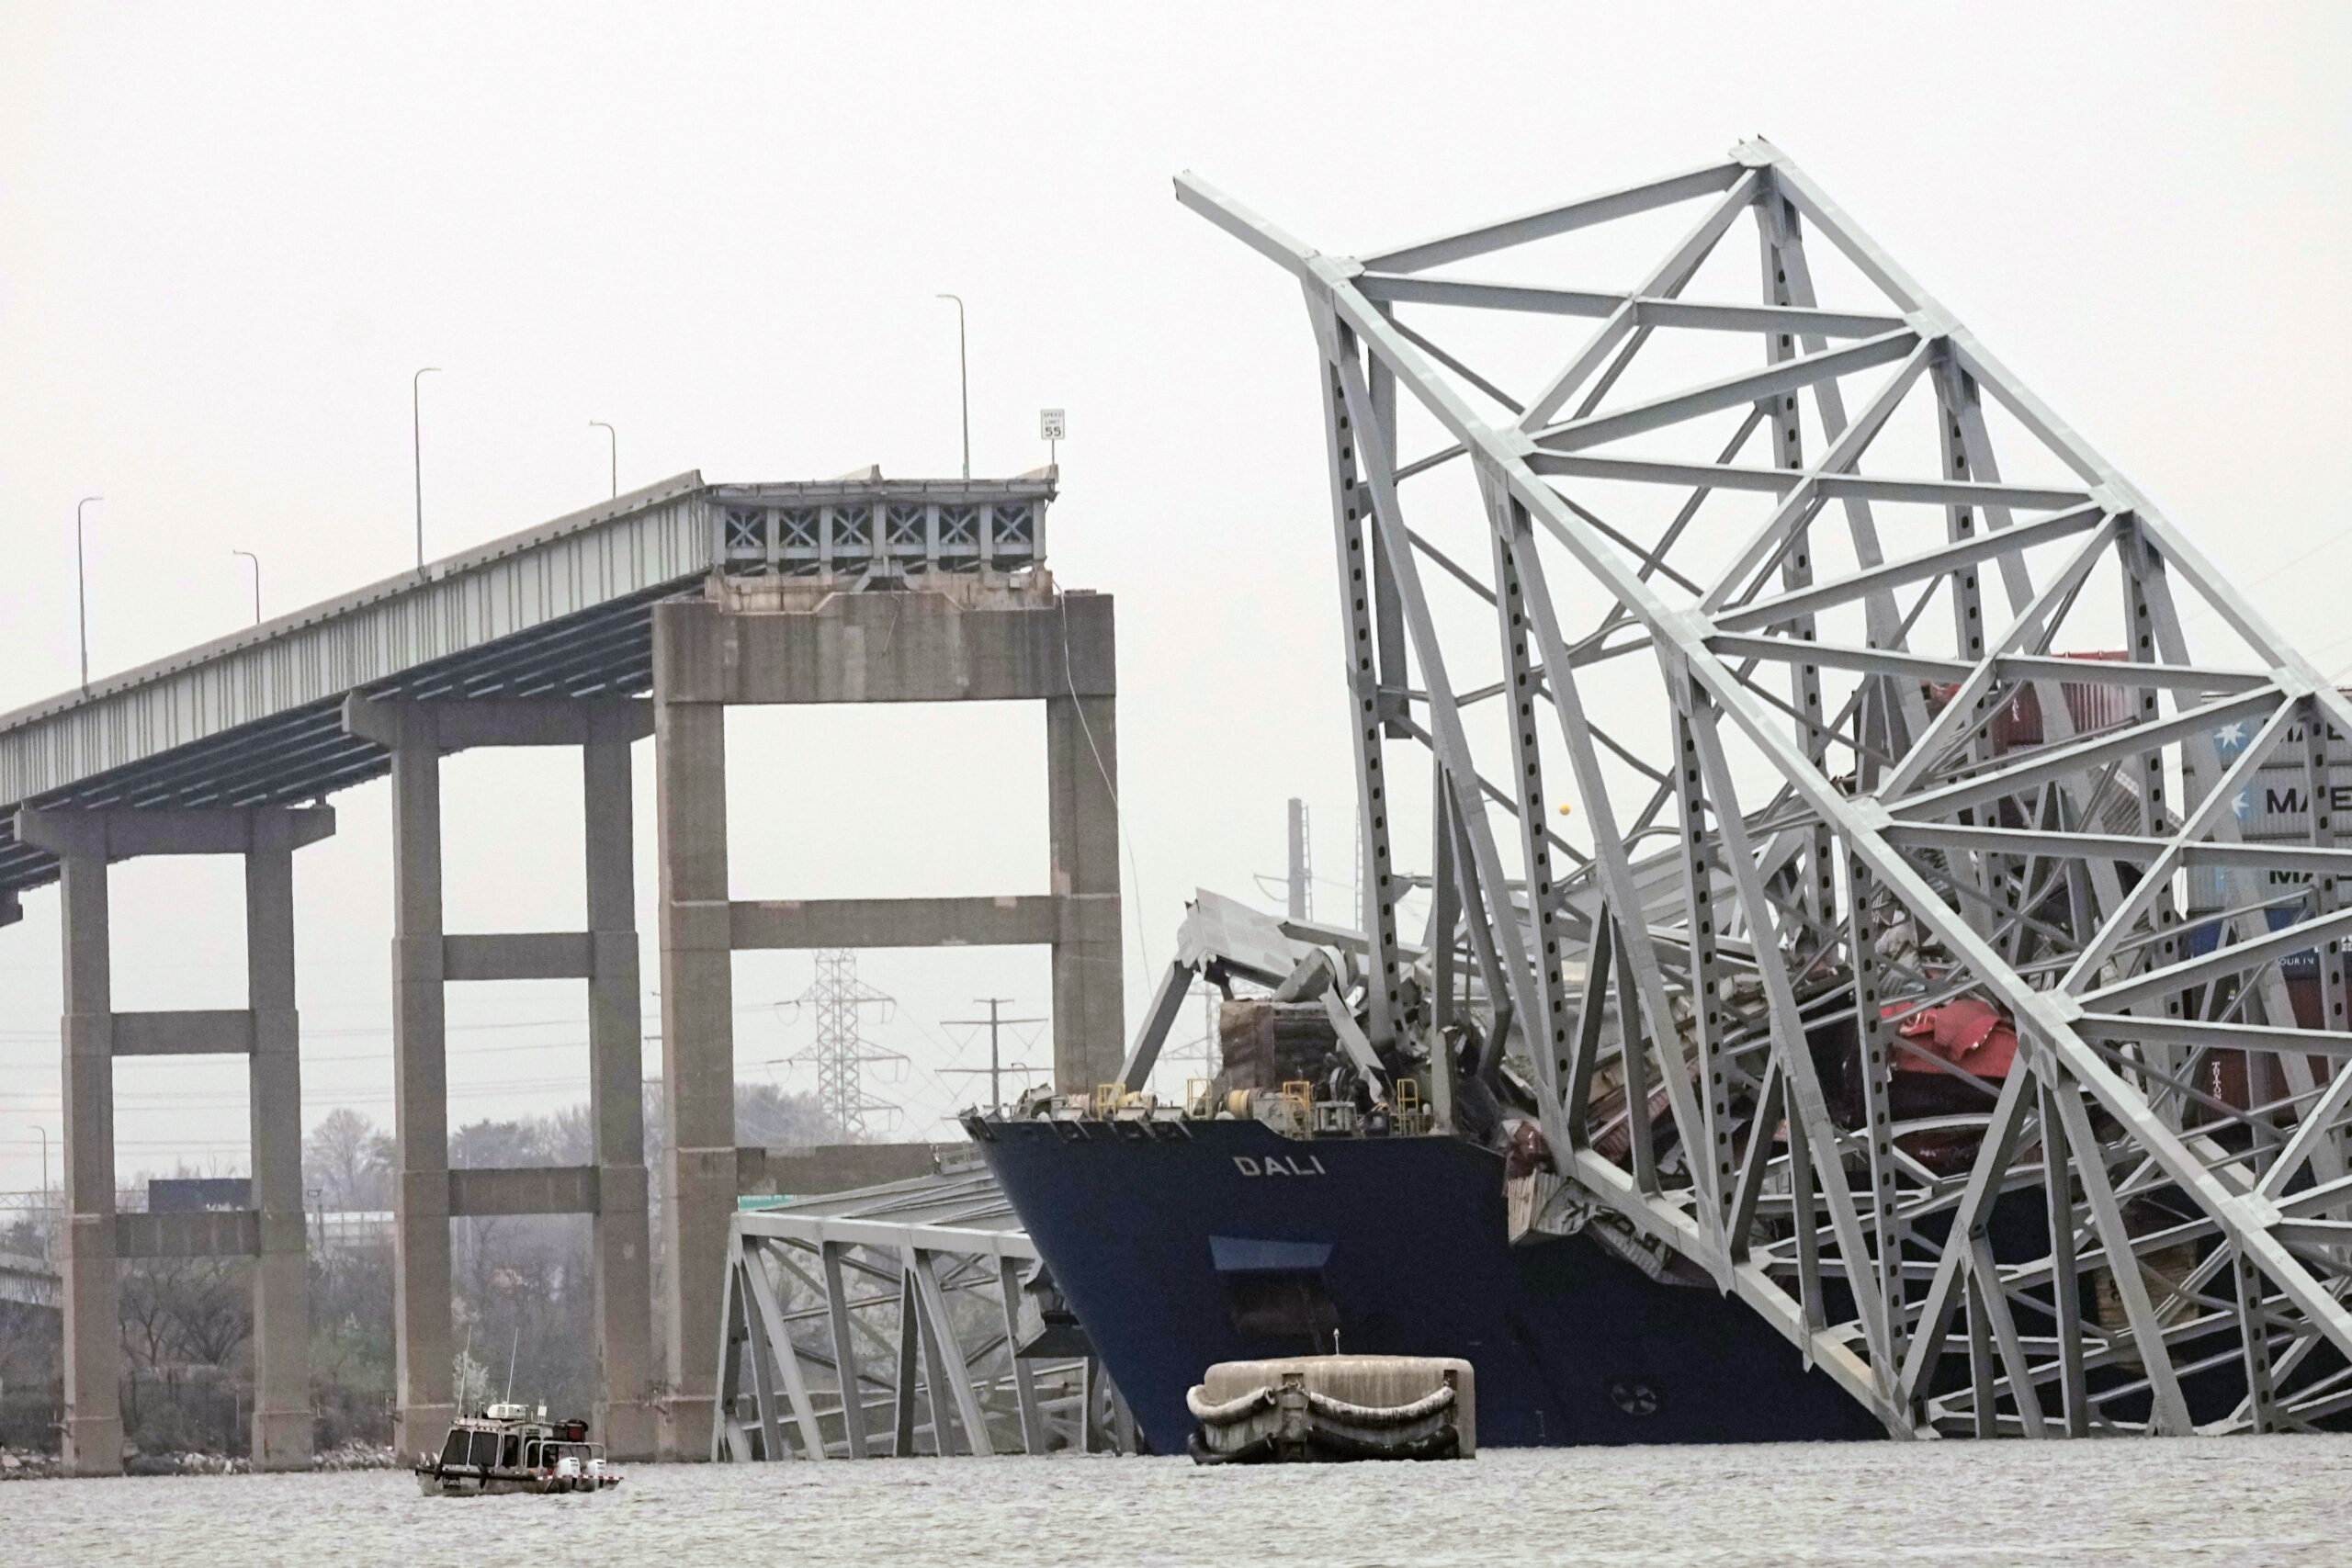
xmin=972 ymin=1117 xmax=1883 ymax=1451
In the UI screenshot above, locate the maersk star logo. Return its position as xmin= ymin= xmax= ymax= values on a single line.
xmin=2214 ymin=721 xmax=2249 ymax=755
xmin=2234 ymin=787 xmax=2253 ymax=821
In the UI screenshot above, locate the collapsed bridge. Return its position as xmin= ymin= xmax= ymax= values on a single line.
xmin=0 ymin=468 xmax=1125 ymax=1472
xmin=1177 ymin=140 xmax=2352 ymax=1437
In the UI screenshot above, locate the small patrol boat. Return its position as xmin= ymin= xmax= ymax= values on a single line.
xmin=414 ymin=1402 xmax=622 ymax=1495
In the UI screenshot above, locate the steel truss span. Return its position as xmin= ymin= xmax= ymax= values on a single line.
xmin=711 ymin=1170 xmax=1128 ymax=1460
xmin=1182 ymin=140 xmax=2352 ymax=1438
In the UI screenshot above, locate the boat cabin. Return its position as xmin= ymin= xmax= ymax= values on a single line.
xmin=416 ymin=1402 xmax=621 ymax=1495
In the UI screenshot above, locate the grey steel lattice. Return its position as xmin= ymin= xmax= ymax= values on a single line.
xmin=709 ymin=1168 xmax=1123 ymax=1459
xmin=1182 ymin=140 xmax=2352 ymax=1438
xmin=786 ymin=949 xmax=907 ymax=1142
xmin=714 ymin=474 xmax=1050 ymax=579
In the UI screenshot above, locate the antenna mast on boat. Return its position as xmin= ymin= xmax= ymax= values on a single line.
xmin=502 ymin=1326 xmax=521 ymax=1406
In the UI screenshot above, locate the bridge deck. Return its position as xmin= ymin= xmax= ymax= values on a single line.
xmin=0 ymin=1249 xmax=60 ymax=1309
xmin=0 ymin=469 xmax=1054 ymax=901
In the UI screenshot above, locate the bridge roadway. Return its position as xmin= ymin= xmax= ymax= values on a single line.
xmin=0 ymin=1249 xmax=59 ymax=1310
xmin=0 ymin=468 xmax=1124 ymax=1472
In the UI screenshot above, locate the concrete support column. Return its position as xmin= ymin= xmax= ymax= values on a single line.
xmin=56 ymin=832 xmax=122 ymax=1475
xmin=350 ymin=694 xmax=653 ymax=1456
xmin=387 ymin=730 xmax=455 ymax=1451
xmin=245 ymin=818 xmax=311 ymax=1469
xmin=645 ymin=581 xmax=1121 ymax=1455
xmin=654 ymin=602 xmax=736 ymax=1457
xmin=20 ymin=803 xmax=333 ymax=1473
xmin=585 ymin=707 xmax=656 ymax=1461
xmin=1046 ymin=685 xmax=1125 ymax=1092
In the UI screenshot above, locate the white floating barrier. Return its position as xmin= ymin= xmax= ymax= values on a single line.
xmin=1186 ymin=1355 xmax=1475 ymax=1462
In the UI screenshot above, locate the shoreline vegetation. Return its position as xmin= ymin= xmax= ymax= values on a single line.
xmin=0 ymin=1439 xmax=401 ymax=1481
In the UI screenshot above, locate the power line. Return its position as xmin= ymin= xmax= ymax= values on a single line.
xmin=886 ymin=1010 xmax=1022 ymax=1133
xmin=0 ymin=997 xmax=780 ymax=1049
xmin=938 ymin=997 xmax=1046 ymax=1113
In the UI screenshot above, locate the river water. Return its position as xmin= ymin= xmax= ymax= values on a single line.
xmin=7 ymin=1438 xmax=2349 ymax=1566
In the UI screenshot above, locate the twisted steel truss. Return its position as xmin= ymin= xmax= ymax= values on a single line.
xmin=712 ymin=1169 xmax=1119 ymax=1460
xmin=1181 ymin=140 xmax=2352 ymax=1438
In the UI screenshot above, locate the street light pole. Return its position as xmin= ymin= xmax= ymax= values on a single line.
xmin=934 ymin=294 xmax=969 ymax=479
xmin=413 ymin=367 xmax=441 ymax=573
xmin=30 ymin=1124 xmax=48 ymax=1261
xmin=74 ymin=495 xmax=103 ymax=693
xmin=590 ymin=421 xmax=616 ymax=499
xmin=232 ymin=549 xmax=262 ymax=625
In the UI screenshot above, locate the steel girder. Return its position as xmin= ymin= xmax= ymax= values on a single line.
xmin=710 ymin=1171 xmax=1114 ymax=1460
xmin=1182 ymin=139 xmax=2352 ymax=1438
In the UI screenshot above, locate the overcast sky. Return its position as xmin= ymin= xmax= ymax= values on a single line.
xmin=1 ymin=4 xmax=2346 ymax=1190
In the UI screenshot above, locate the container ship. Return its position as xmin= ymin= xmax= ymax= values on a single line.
xmin=969 ymin=1097 xmax=1881 ymax=1450
xmin=966 ymin=893 xmax=1888 ymax=1452
xmin=962 ymin=152 xmax=2352 ymax=1453
xmin=970 ymin=667 xmax=2346 ymax=1450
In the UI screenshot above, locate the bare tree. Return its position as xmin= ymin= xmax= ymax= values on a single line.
xmin=118 ymin=1263 xmax=182 ymax=1378
xmin=166 ymin=1258 xmax=254 ymax=1370
xmin=304 ymin=1108 xmax=391 ymax=1211
xmin=738 ymin=1080 xmax=834 ymax=1148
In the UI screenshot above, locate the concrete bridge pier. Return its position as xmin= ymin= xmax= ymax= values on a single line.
xmin=13 ymin=805 xmax=334 ymax=1475
xmin=650 ymin=574 xmax=1123 ymax=1459
xmin=343 ymin=696 xmax=658 ymax=1461
xmin=1045 ymin=661 xmax=1125 ymax=1091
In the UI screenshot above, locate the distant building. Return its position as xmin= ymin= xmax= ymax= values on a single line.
xmin=148 ymin=1178 xmax=251 ymax=1213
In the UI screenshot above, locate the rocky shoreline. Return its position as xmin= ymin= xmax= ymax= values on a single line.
xmin=0 ymin=1441 xmax=402 ymax=1480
